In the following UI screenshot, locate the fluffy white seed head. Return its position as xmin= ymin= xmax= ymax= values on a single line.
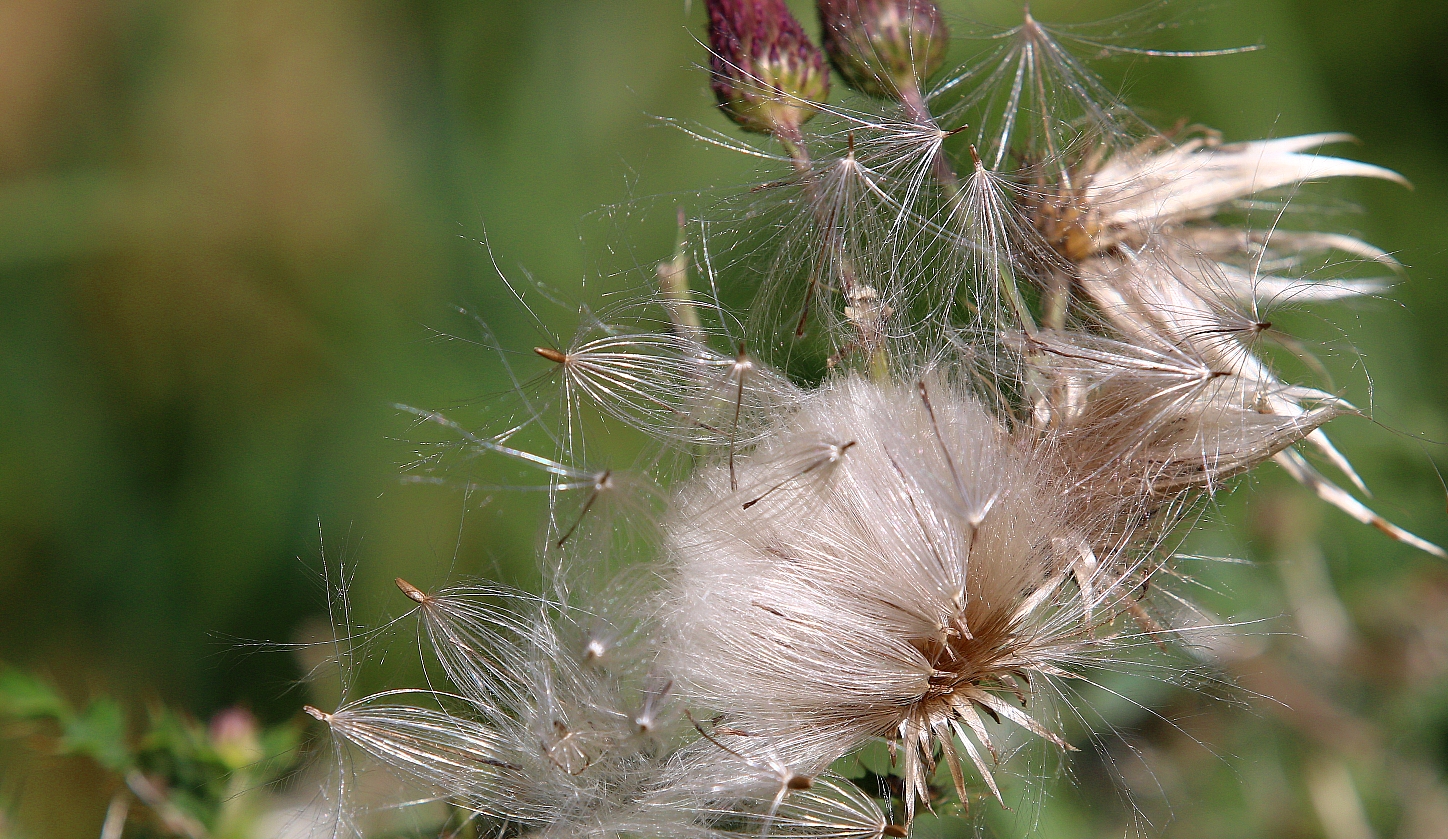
xmin=661 ymin=373 xmax=1100 ymax=815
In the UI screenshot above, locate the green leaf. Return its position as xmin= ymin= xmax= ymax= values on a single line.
xmin=60 ymin=698 xmax=131 ymax=772
xmin=0 ymin=667 xmax=69 ymax=721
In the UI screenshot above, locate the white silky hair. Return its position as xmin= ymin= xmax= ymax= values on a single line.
xmin=661 ymin=373 xmax=1099 ymax=817
xmin=312 ymin=571 xmax=700 ymax=839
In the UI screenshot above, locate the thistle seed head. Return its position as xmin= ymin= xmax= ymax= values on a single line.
xmin=706 ymin=0 xmax=831 ymax=138
xmin=662 ymin=374 xmax=1097 ymax=815
xmin=817 ymin=0 xmax=948 ymax=102
xmin=303 ymin=5 xmax=1445 ymax=837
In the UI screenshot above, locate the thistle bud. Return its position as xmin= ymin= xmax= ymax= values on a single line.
xmin=706 ymin=0 xmax=830 ymax=138
xmin=209 ymin=706 xmax=263 ymax=770
xmin=818 ymin=0 xmax=948 ymax=101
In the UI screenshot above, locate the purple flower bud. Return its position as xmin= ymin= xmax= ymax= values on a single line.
xmin=818 ymin=0 xmax=948 ymax=101
xmin=706 ymin=0 xmax=831 ymax=138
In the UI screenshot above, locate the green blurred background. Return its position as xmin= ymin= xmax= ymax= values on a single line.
xmin=1 ymin=0 xmax=1446 ymax=836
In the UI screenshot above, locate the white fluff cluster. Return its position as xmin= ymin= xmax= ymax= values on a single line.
xmin=304 ymin=3 xmax=1440 ymax=838
xmin=662 ymin=374 xmax=1088 ymax=817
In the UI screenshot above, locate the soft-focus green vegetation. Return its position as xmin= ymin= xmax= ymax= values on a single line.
xmin=0 ymin=667 xmax=302 ymax=838
xmin=0 ymin=1 xmax=1445 ymax=837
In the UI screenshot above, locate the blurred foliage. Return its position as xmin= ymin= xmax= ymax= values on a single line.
xmin=0 ymin=0 xmax=1445 ymax=837
xmin=0 ymin=667 xmax=302 ymax=838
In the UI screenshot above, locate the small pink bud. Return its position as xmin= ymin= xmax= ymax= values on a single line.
xmin=706 ymin=0 xmax=831 ymax=138
xmin=209 ymin=706 xmax=262 ymax=769
xmin=818 ymin=0 xmax=948 ymax=101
